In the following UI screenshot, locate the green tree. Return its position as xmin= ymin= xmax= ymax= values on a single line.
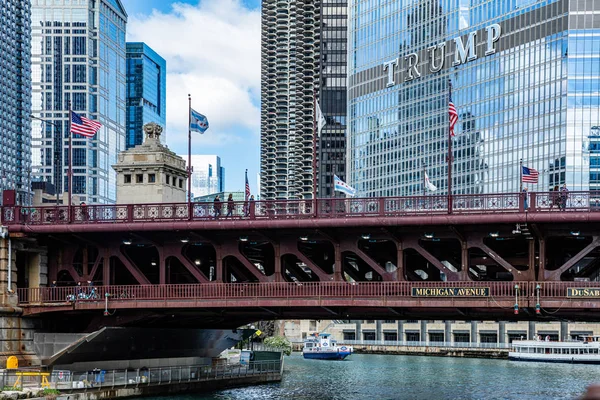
xmin=263 ymin=336 xmax=293 ymax=356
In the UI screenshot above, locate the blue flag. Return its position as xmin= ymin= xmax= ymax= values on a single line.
xmin=190 ymin=109 xmax=209 ymax=134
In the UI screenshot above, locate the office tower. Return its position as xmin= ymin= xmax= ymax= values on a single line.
xmin=182 ymin=155 xmax=225 ymax=198
xmin=260 ymin=0 xmax=345 ymax=200
xmin=348 ymin=0 xmax=599 ymax=196
xmin=318 ymin=1 xmax=348 ymax=198
xmin=30 ymin=0 xmax=128 ymax=204
xmin=0 ymin=0 xmax=32 ymax=205
xmin=125 ymin=42 xmax=166 ymax=149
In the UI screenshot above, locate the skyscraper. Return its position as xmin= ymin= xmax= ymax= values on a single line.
xmin=0 ymin=0 xmax=32 ymax=205
xmin=261 ymin=0 xmax=325 ymax=200
xmin=181 ymin=155 xmax=225 ymax=198
xmin=30 ymin=0 xmax=128 ymax=204
xmin=318 ymin=1 xmax=348 ymax=198
xmin=125 ymin=42 xmax=166 ymax=149
xmin=347 ymin=0 xmax=600 ymax=197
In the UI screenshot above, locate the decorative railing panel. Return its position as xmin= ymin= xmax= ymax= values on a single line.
xmin=3 ymin=191 xmax=600 ymax=226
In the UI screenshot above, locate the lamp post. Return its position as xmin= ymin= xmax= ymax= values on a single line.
xmin=30 ymin=114 xmax=61 ymax=205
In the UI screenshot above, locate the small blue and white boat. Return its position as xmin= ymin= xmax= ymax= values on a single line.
xmin=302 ymin=333 xmax=353 ymax=360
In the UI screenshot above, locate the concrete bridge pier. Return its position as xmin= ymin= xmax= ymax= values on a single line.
xmin=0 ymin=237 xmax=41 ymax=366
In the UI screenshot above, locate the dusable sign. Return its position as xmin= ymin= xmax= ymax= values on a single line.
xmin=382 ymin=24 xmax=501 ymax=85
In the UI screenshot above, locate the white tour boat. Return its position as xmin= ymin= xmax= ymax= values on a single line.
xmin=509 ymin=335 xmax=600 ymax=364
xmin=302 ymin=333 xmax=353 ymax=360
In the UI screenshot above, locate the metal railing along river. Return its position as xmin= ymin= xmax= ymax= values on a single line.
xmin=340 ymin=340 xmax=512 ymax=349
xmin=0 ymin=360 xmax=283 ymax=391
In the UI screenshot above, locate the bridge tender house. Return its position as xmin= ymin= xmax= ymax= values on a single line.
xmin=412 ymin=288 xmax=490 ymax=297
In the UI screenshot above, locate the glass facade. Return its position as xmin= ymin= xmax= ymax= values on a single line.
xmin=30 ymin=0 xmax=127 ymax=204
xmin=125 ymin=42 xmax=166 ymax=149
xmin=181 ymin=155 xmax=225 ymax=198
xmin=0 ymin=0 xmax=32 ymax=205
xmin=347 ymin=0 xmax=600 ymax=197
xmin=319 ymin=1 xmax=348 ymax=198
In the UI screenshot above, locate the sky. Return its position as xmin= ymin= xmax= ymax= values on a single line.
xmin=121 ymin=0 xmax=261 ymax=193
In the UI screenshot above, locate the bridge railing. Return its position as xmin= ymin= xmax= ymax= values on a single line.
xmin=18 ymin=281 xmax=540 ymax=305
xmin=4 ymin=191 xmax=600 ymax=226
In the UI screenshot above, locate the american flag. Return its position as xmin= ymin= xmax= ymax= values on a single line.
xmin=245 ymin=169 xmax=251 ymax=201
xmin=522 ymin=166 xmax=539 ymax=183
xmin=449 ymin=92 xmax=458 ymax=137
xmin=71 ymin=111 xmax=102 ymax=137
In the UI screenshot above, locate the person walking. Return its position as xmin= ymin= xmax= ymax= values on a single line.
xmin=213 ymin=195 xmax=222 ymax=219
xmin=226 ymin=194 xmax=234 ymax=217
xmin=522 ymin=187 xmax=529 ymax=211
xmin=550 ymin=185 xmax=559 ymax=210
xmin=249 ymin=195 xmax=255 ymax=218
xmin=560 ymin=184 xmax=569 ymax=211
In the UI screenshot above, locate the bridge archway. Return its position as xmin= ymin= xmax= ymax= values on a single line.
xmin=281 ymin=254 xmax=320 ymax=282
xmin=342 ymin=251 xmax=382 ymax=282
xmin=122 ymin=244 xmax=159 ymax=284
xmin=297 ymin=240 xmax=334 ymax=275
xmin=223 ymin=255 xmax=260 ymax=283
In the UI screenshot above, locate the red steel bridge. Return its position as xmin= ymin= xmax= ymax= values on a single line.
xmin=3 ymin=191 xmax=600 ymax=326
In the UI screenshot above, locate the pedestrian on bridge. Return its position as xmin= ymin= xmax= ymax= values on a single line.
xmin=213 ymin=195 xmax=222 ymax=219
xmin=226 ymin=194 xmax=234 ymax=217
xmin=560 ymin=184 xmax=569 ymax=211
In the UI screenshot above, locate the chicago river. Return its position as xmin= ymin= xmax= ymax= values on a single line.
xmin=147 ymin=353 xmax=597 ymax=399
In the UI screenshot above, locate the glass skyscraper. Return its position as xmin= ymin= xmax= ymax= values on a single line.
xmin=0 ymin=0 xmax=32 ymax=205
xmin=180 ymin=155 xmax=225 ymax=198
xmin=347 ymin=0 xmax=600 ymax=197
xmin=30 ymin=0 xmax=127 ymax=204
xmin=125 ymin=42 xmax=166 ymax=149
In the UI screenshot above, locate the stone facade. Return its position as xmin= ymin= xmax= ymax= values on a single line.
xmin=113 ymin=123 xmax=187 ymax=204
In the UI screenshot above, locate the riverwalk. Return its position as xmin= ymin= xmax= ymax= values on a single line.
xmin=0 ymin=358 xmax=283 ymax=399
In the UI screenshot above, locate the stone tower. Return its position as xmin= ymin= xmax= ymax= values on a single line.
xmin=112 ymin=123 xmax=187 ymax=204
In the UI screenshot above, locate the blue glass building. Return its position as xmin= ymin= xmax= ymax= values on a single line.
xmin=30 ymin=0 xmax=128 ymax=204
xmin=126 ymin=42 xmax=166 ymax=149
xmin=347 ymin=0 xmax=600 ymax=197
xmin=0 ymin=0 xmax=32 ymax=204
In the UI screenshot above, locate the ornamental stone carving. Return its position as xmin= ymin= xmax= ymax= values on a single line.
xmin=143 ymin=122 xmax=163 ymax=139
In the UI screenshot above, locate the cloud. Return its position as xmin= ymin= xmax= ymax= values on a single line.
xmin=127 ymin=0 xmax=261 ymax=151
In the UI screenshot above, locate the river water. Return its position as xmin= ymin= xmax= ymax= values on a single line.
xmin=147 ymin=353 xmax=598 ymax=399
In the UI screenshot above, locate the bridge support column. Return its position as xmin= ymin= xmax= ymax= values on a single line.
xmin=102 ymin=250 xmax=110 ymax=285
xmin=471 ymin=321 xmax=477 ymax=344
xmin=396 ymin=242 xmax=405 ymax=281
xmin=560 ymin=321 xmax=568 ymax=341
xmin=355 ymin=320 xmax=362 ymax=342
xmin=215 ymin=245 xmax=223 ymax=283
xmin=333 ymin=243 xmax=342 ymax=281
xmin=460 ymin=241 xmax=469 ymax=280
xmin=498 ymin=321 xmax=506 ymax=344
xmin=537 ymin=238 xmax=546 ymax=281
xmin=420 ymin=320 xmax=427 ymax=342
xmin=273 ymin=242 xmax=282 ymax=282
xmin=0 ymin=238 xmax=17 ymax=301
xmin=528 ymin=321 xmax=536 ymax=340
xmin=397 ymin=320 xmax=404 ymax=342
xmin=445 ymin=321 xmax=451 ymax=343
xmin=376 ymin=320 xmax=382 ymax=341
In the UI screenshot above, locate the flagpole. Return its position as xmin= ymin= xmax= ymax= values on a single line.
xmin=447 ymin=79 xmax=453 ymax=214
xmin=188 ymin=94 xmax=192 ymax=205
xmin=519 ymin=159 xmax=523 ymax=192
xmin=423 ymin=163 xmax=427 ymax=196
xmin=67 ymin=101 xmax=72 ymax=219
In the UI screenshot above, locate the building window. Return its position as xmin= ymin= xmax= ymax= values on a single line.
xmin=148 ymin=174 xmax=156 ymax=183
xmin=124 ymin=174 xmax=131 ymax=183
xmin=363 ymin=332 xmax=375 ymax=341
xmin=454 ymin=333 xmax=470 ymax=343
xmin=405 ymin=332 xmax=420 ymax=342
xmin=343 ymin=331 xmax=355 ymax=341
xmin=166 ymin=175 xmax=170 ymax=185
xmin=480 ymin=333 xmax=498 ymax=343
xmin=383 ymin=332 xmax=397 ymax=341
xmin=178 ymin=179 xmax=183 ymax=188
xmin=429 ymin=333 xmax=444 ymax=343
xmin=136 ymin=174 xmax=143 ymax=183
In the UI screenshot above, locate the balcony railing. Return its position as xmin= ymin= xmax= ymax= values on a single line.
xmin=1 ymin=191 xmax=598 ymax=226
